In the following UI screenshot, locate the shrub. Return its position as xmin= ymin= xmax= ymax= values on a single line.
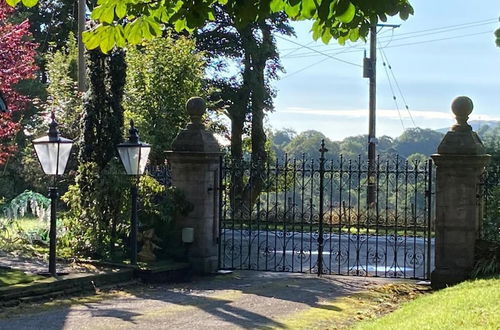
xmin=61 ymin=161 xmax=192 ymax=261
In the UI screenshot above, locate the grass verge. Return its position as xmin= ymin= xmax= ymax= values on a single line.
xmin=354 ymin=277 xmax=500 ymax=330
xmin=277 ymin=282 xmax=431 ymax=329
xmin=0 ymin=268 xmax=44 ymax=287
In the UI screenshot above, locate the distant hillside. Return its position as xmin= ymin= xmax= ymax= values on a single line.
xmin=436 ymin=120 xmax=500 ymax=134
xmin=271 ymin=127 xmax=444 ymax=160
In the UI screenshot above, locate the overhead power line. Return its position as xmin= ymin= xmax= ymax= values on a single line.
xmin=383 ymin=30 xmax=492 ymax=49
xmin=379 ymin=47 xmax=405 ymax=130
xmin=279 ymin=17 xmax=498 ymax=53
xmin=283 ymin=30 xmax=492 ymax=59
xmin=379 ymin=47 xmax=416 ymax=127
xmin=378 ymin=18 xmax=497 ymax=39
xmin=276 ymin=35 xmax=362 ymax=67
xmin=280 ymin=42 xmax=361 ymax=79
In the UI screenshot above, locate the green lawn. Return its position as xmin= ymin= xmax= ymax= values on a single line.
xmin=355 ymin=277 xmax=500 ymax=330
xmin=0 ymin=268 xmax=44 ymax=287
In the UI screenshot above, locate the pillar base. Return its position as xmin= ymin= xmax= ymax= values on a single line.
xmin=431 ymin=268 xmax=470 ymax=289
xmin=189 ymin=256 xmax=218 ymax=274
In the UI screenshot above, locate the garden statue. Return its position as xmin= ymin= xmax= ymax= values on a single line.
xmin=138 ymin=228 xmax=161 ymax=262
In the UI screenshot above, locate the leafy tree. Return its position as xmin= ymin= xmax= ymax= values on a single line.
xmin=393 ymin=128 xmax=444 ymax=158
xmin=198 ymin=7 xmax=293 ymax=162
xmin=10 ymin=0 xmax=80 ymax=83
xmin=62 ymin=48 xmax=127 ymax=257
xmin=0 ymin=2 xmax=38 ymax=165
xmin=481 ymin=124 xmax=500 ymax=167
xmin=284 ymin=130 xmax=339 ymax=159
xmin=124 ymin=34 xmax=205 ymax=165
xmin=271 ymin=128 xmax=296 ymax=159
xmin=44 ymin=32 xmax=82 ymax=139
xmin=272 ymin=128 xmax=296 ymax=147
xmin=197 ymin=6 xmax=293 ymax=209
xmin=48 ymin=0 xmax=414 ymax=53
xmin=339 ymin=134 xmax=366 ymax=159
xmin=79 ymin=49 xmax=125 ymax=169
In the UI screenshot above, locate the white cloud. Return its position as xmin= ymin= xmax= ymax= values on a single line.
xmin=282 ymin=107 xmax=500 ymax=121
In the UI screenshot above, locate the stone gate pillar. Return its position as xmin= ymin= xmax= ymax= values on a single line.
xmin=166 ymin=97 xmax=222 ymax=274
xmin=431 ymin=96 xmax=490 ymax=289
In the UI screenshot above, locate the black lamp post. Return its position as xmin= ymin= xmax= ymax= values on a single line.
xmin=117 ymin=120 xmax=151 ymax=265
xmin=33 ymin=112 xmax=73 ymax=276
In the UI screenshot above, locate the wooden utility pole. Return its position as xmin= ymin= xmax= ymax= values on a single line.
xmin=366 ymin=23 xmax=377 ymax=206
xmin=78 ymin=0 xmax=87 ymax=92
xmin=365 ymin=23 xmax=400 ymax=206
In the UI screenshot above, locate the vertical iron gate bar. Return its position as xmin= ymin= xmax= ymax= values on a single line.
xmin=291 ymin=158 xmax=297 ymax=271
xmin=283 ymin=155 xmax=288 ymax=271
xmin=427 ymin=159 xmax=433 ymax=279
xmin=422 ymin=160 xmax=428 ymax=278
xmin=347 ymin=160 xmax=352 ymax=275
xmin=356 ymin=155 xmax=362 ymax=275
xmin=300 ymin=154 xmax=306 ymax=273
xmin=256 ymin=198 xmax=261 ymax=269
xmin=329 ymin=159 xmax=334 ymax=274
xmin=412 ymin=161 xmax=418 ymax=279
xmin=384 ymin=159 xmax=390 ymax=277
xmin=394 ymin=155 xmax=400 ymax=277
xmin=231 ymin=160 xmax=236 ymax=269
xmin=239 ymin=162 xmax=244 ymax=270
xmin=404 ymin=160 xmax=409 ymax=278
xmin=375 ymin=155 xmax=381 ymax=277
xmin=274 ymin=157 xmax=279 ymax=272
xmin=365 ymin=158 xmax=371 ymax=276
xmin=248 ymin=160 xmax=253 ymax=270
xmin=317 ymin=140 xmax=327 ymax=276
xmin=218 ymin=156 xmax=223 ymax=269
xmin=265 ymin=160 xmax=270 ymax=271
xmin=309 ymin=159 xmax=314 ymax=273
xmin=338 ymin=156 xmax=344 ymax=275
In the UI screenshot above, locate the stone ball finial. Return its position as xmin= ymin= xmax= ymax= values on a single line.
xmin=186 ymin=97 xmax=206 ymax=126
xmin=451 ymin=96 xmax=473 ymax=130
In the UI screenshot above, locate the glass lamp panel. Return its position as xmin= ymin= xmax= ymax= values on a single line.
xmin=34 ymin=137 xmax=73 ymax=175
xmin=118 ymin=146 xmax=141 ymax=175
xmin=34 ymin=142 xmax=56 ymax=175
xmin=138 ymin=145 xmax=151 ymax=175
xmin=56 ymin=142 xmax=73 ymax=175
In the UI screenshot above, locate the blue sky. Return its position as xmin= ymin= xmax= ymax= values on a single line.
xmin=269 ymin=0 xmax=500 ymax=140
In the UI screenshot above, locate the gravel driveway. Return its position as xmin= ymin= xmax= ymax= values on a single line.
xmin=0 ymin=271 xmax=403 ymax=329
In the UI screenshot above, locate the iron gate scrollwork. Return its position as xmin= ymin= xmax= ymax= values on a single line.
xmin=218 ymin=141 xmax=435 ymax=279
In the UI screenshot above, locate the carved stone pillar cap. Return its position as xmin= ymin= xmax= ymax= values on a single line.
xmin=170 ymin=96 xmax=220 ymax=153
xmin=436 ymin=96 xmax=486 ymax=155
xmin=187 ymin=97 xmax=206 ymax=127
xmin=451 ymin=96 xmax=473 ymax=131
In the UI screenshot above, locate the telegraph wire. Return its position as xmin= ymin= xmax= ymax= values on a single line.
xmin=379 ymin=47 xmax=405 ymax=130
xmin=378 ymin=18 xmax=497 ymax=38
xmin=280 ymin=57 xmax=331 ymax=79
xmin=276 ymin=35 xmax=362 ymax=67
xmin=376 ymin=22 xmax=495 ymax=43
xmin=379 ymin=47 xmax=416 ymax=127
xmin=281 ymin=40 xmax=316 ymax=58
xmin=280 ymin=43 xmax=361 ymax=79
xmin=382 ymin=30 xmax=491 ymax=50
xmin=279 ymin=18 xmax=497 ymax=53
xmin=284 ymin=30 xmax=492 ymax=59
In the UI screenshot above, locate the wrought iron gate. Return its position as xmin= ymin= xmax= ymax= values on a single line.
xmin=218 ymin=141 xmax=435 ymax=279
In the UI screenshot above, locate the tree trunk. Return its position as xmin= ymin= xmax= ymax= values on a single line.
xmin=240 ymin=22 xmax=272 ymax=212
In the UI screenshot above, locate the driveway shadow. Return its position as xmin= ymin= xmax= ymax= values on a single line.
xmin=0 ymin=271 xmax=385 ymax=329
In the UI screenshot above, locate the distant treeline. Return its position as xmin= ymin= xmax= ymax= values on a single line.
xmin=270 ymin=122 xmax=500 ymax=162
